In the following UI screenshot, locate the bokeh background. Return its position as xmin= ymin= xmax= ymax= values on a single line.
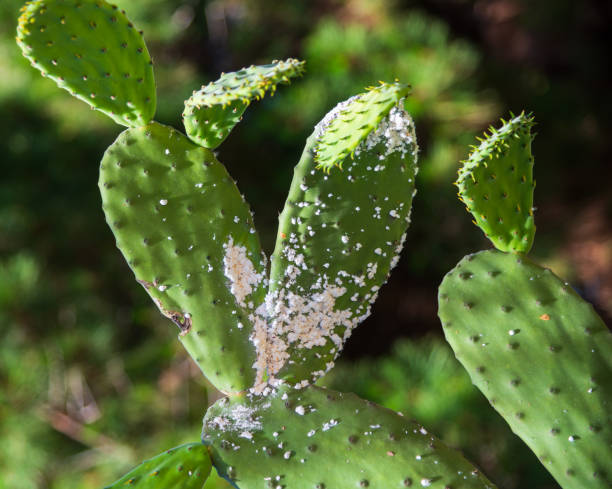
xmin=2 ymin=0 xmax=611 ymax=488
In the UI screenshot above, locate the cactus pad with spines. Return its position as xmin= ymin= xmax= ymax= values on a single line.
xmin=183 ymin=59 xmax=305 ymax=149
xmin=203 ymin=385 xmax=497 ymax=489
xmin=260 ymin=99 xmax=418 ymax=387
xmin=456 ymin=113 xmax=535 ymax=253
xmin=438 ymin=250 xmax=612 ymax=489
xmin=314 ymin=81 xmax=411 ymax=171
xmin=104 ymin=443 xmax=211 ymax=489
xmin=99 ymin=122 xmax=267 ymax=394
xmin=16 ymin=1 xmax=536 ymax=482
xmin=17 ymin=0 xmax=156 ymax=127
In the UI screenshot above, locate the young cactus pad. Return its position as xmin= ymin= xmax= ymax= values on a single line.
xmin=314 ymin=81 xmax=411 ymax=171
xmin=202 ymin=385 xmax=497 ymax=489
xmin=104 ymin=443 xmax=211 ymax=489
xmin=17 ymin=0 xmax=156 ymax=127
xmin=99 ymin=122 xmax=268 ymax=394
xmin=456 ymin=113 xmax=535 ymax=253
xmin=438 ymin=250 xmax=612 ymax=489
xmin=183 ymin=59 xmax=305 ymax=149
xmin=262 ymin=96 xmax=418 ymax=386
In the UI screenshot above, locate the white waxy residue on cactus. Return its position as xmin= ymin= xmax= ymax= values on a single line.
xmin=313 ymin=95 xmax=360 ymax=140
xmin=248 ymin=99 xmax=418 ymax=393
xmin=223 ymin=236 xmax=278 ymax=391
xmin=223 ymin=236 xmax=264 ymax=308
xmin=354 ymin=101 xmax=416 ymax=160
xmin=224 ymin=98 xmax=418 ymax=395
xmin=249 ymin=273 xmax=353 ymax=391
xmin=208 ymin=402 xmax=265 ymax=435
xmin=315 ymin=96 xmax=417 ymax=162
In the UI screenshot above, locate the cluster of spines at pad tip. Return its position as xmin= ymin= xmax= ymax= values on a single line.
xmin=457 ymin=112 xmax=535 ymax=181
xmin=183 ymin=59 xmax=305 ymax=148
xmin=455 ymin=112 xmax=536 ymax=253
xmin=185 ymin=59 xmax=305 ymax=108
xmin=314 ymin=81 xmax=411 ymax=171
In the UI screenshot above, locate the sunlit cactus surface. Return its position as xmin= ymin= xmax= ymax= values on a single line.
xmin=16 ymin=2 xmax=610 ymax=489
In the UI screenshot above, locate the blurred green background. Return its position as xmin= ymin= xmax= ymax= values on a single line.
xmin=2 ymin=0 xmax=611 ymax=488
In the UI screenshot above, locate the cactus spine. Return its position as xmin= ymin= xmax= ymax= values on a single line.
xmin=183 ymin=59 xmax=305 ymax=149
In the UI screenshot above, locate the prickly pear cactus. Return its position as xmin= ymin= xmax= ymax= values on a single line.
xmin=439 ymin=114 xmax=612 ymax=489
xmin=455 ymin=113 xmax=535 ymax=253
xmin=262 ymin=95 xmax=418 ymax=386
xmin=17 ymin=0 xmax=156 ymax=127
xmin=17 ymin=3 xmax=505 ymax=486
xmin=103 ymin=443 xmax=211 ymax=489
xmin=183 ymin=59 xmax=305 ymax=149
xmin=439 ymin=251 xmax=612 ymax=489
xmin=203 ymin=385 xmax=497 ymax=489
xmin=99 ymin=122 xmax=266 ymax=394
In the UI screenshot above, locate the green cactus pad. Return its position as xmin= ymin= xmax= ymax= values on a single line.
xmin=104 ymin=443 xmax=211 ymax=489
xmin=17 ymin=0 xmax=156 ymax=127
xmin=455 ymin=113 xmax=535 ymax=253
xmin=438 ymin=250 xmax=612 ymax=489
xmin=99 ymin=122 xmax=267 ymax=394
xmin=183 ymin=59 xmax=305 ymax=149
xmin=260 ymin=99 xmax=418 ymax=387
xmin=314 ymin=81 xmax=411 ymax=171
xmin=202 ymin=385 xmax=497 ymax=489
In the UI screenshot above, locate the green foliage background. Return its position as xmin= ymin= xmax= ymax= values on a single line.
xmin=2 ymin=1 xmax=611 ymax=488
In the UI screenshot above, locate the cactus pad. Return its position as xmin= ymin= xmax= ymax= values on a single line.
xmin=259 ymin=99 xmax=418 ymax=388
xmin=183 ymin=59 xmax=305 ymax=149
xmin=99 ymin=122 xmax=267 ymax=394
xmin=17 ymin=0 xmax=156 ymax=127
xmin=314 ymin=81 xmax=411 ymax=171
xmin=203 ymin=385 xmax=497 ymax=489
xmin=438 ymin=250 xmax=612 ymax=489
xmin=456 ymin=113 xmax=535 ymax=253
xmin=104 ymin=443 xmax=211 ymax=488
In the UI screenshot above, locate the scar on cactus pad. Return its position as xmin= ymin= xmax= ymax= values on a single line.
xmin=439 ymin=114 xmax=612 ymax=489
